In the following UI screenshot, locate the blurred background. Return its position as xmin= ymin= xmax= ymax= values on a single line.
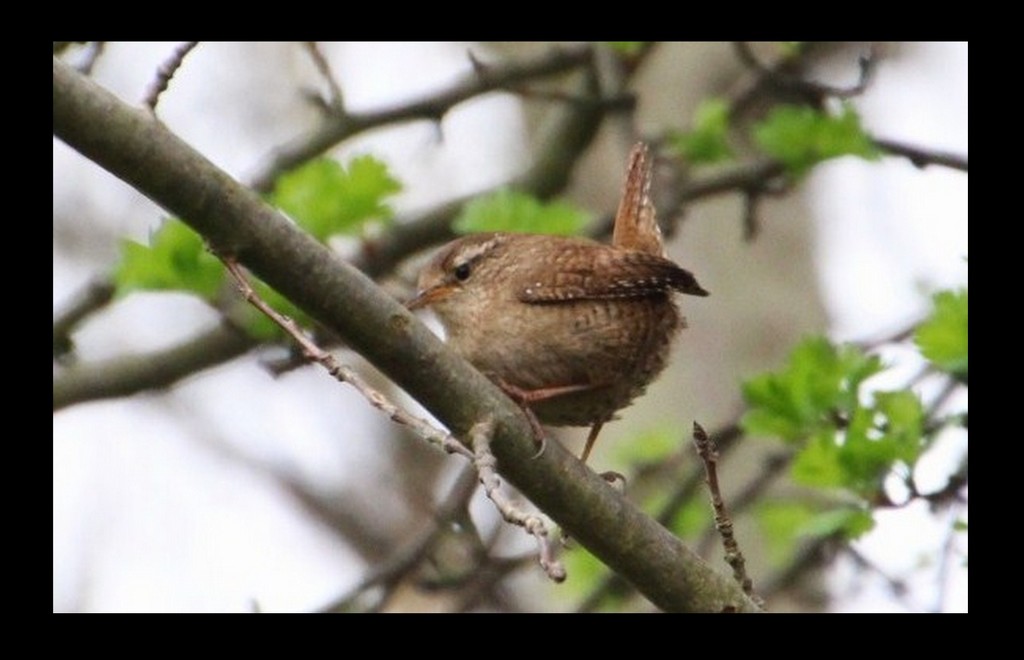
xmin=53 ymin=42 xmax=967 ymax=612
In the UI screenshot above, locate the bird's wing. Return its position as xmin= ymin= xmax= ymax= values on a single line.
xmin=518 ymin=248 xmax=708 ymax=303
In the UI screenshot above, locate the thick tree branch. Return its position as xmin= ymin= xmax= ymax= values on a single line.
xmin=53 ymin=57 xmax=758 ymax=612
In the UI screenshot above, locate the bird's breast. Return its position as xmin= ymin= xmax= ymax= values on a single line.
xmin=444 ymin=294 xmax=681 ymax=427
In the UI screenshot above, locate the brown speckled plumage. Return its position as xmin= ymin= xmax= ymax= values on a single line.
xmin=410 ymin=144 xmax=708 ymax=462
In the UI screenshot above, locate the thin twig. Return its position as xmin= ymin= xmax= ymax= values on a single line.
xmin=76 ymin=41 xmax=106 ymax=75
xmin=731 ymin=43 xmax=968 ymax=176
xmin=593 ymin=42 xmax=639 ymax=159
xmin=855 ymin=319 xmax=921 ymax=352
xmin=221 ymin=256 xmax=474 ymax=461
xmin=692 ymin=421 xmax=762 ymax=606
xmin=170 ymin=397 xmax=400 ymax=563
xmin=741 ymin=189 xmax=762 ymax=241
xmin=53 ymin=278 xmax=116 ymax=359
xmin=320 ymin=465 xmax=480 ymax=612
xmin=506 ymin=86 xmax=636 ymax=111
xmin=697 ymin=450 xmax=793 ymax=558
xmin=874 ymin=137 xmax=968 ymax=172
xmin=142 ymin=41 xmax=199 ymax=113
xmin=733 ymin=42 xmax=875 ymax=104
xmin=682 ymin=159 xmax=789 ymax=204
xmin=452 ymin=554 xmax=534 ymax=612
xmin=843 ymin=545 xmax=913 ymax=606
xmin=302 ymin=42 xmax=345 ymax=114
xmin=250 ymin=44 xmax=594 ymax=192
xmin=589 ymin=159 xmax=790 ymax=240
xmin=915 ymin=460 xmax=968 ymax=511
xmin=464 ymin=47 xmax=627 ymax=115
xmin=469 ymin=417 xmax=566 ymax=583
xmin=576 ymin=422 xmax=745 ymax=612
xmin=922 ymin=375 xmax=965 ymax=430
xmin=932 ymin=511 xmax=966 ymax=613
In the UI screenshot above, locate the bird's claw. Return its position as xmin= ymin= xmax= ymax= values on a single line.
xmin=599 ymin=470 xmax=627 ymax=491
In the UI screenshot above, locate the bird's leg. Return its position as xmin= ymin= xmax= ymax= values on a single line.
xmin=579 ymin=421 xmax=604 ymax=464
xmin=496 ymin=380 xmax=547 ymax=455
xmin=580 ymin=421 xmax=626 ymax=484
xmin=496 ymin=381 xmax=599 ymax=458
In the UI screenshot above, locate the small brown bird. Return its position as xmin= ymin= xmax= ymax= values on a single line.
xmin=409 ymin=143 xmax=708 ymax=463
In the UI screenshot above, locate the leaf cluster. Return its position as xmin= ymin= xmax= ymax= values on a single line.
xmin=113 ymin=155 xmax=402 ymax=339
xmin=741 ymin=287 xmax=967 ymax=554
xmin=915 ymin=289 xmax=968 ymax=381
xmin=671 ymin=99 xmax=879 ymax=175
xmin=453 ymin=189 xmax=590 ymax=236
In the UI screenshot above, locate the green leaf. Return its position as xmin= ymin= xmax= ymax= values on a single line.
xmin=669 ymin=98 xmax=733 ymax=165
xmin=915 ymin=289 xmax=968 ymax=378
xmin=742 ymin=337 xmax=925 ymax=498
xmin=114 ymin=218 xmax=224 ymax=299
xmin=791 ymin=430 xmax=845 ymax=487
xmin=112 ymin=221 xmax=317 ymax=342
xmin=741 ymin=337 xmax=883 ymax=443
xmin=753 ymin=103 xmax=881 ymax=175
xmin=836 ymin=406 xmax=887 ymax=492
xmin=788 ymin=390 xmax=924 ymax=495
xmin=953 ymin=519 xmax=968 ymax=532
xmin=875 ymin=391 xmax=924 ymax=449
xmin=739 ymin=406 xmax=805 ymax=442
xmin=453 ymin=189 xmax=590 ymax=236
xmin=270 ymin=155 xmax=402 ymax=242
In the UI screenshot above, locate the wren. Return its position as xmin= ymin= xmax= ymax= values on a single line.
xmin=408 ymin=143 xmax=708 ymax=463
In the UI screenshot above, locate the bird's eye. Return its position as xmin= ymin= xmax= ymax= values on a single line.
xmin=453 ymin=262 xmax=471 ymax=281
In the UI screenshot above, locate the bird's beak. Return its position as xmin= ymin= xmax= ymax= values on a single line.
xmin=406 ymin=284 xmax=451 ymax=311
